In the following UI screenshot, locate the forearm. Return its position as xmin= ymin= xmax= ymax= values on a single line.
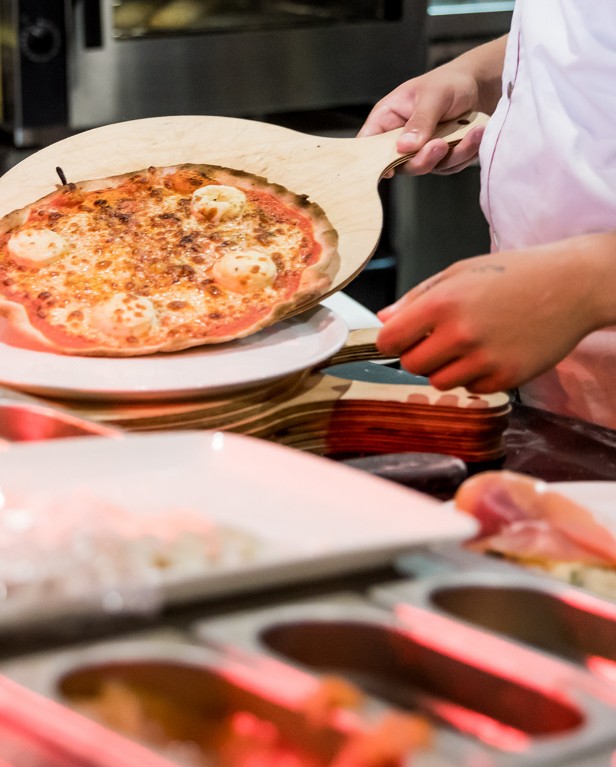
xmin=438 ymin=35 xmax=508 ymax=115
xmin=376 ymin=232 xmax=616 ymax=394
xmin=566 ymin=231 xmax=616 ymax=330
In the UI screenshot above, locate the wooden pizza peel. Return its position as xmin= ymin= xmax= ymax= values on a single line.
xmin=0 ymin=111 xmax=488 ymax=312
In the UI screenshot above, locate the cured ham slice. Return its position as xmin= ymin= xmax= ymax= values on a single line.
xmin=454 ymin=471 xmax=616 ymax=566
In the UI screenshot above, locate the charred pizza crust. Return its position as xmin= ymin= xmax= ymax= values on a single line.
xmin=0 ymin=163 xmax=339 ymax=356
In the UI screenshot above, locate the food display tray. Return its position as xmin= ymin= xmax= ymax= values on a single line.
xmin=191 ymin=580 xmax=616 ymax=767
xmin=0 ymin=407 xmax=615 ymax=766
xmin=5 ymin=550 xmax=616 ymax=767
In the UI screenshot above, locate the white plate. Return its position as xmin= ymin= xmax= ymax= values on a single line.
xmin=0 ymin=431 xmax=476 ymax=629
xmin=0 ymin=305 xmax=347 ymax=402
xmin=549 ymin=481 xmax=616 ymax=534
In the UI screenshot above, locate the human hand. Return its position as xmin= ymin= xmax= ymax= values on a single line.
xmin=376 ymin=242 xmax=604 ymax=394
xmin=357 ymin=66 xmax=485 ymax=176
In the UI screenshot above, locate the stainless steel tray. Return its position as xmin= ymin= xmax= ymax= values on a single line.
xmin=3 ymin=568 xmax=616 ymax=765
xmin=192 ymin=591 xmax=616 ymax=767
xmin=0 ymin=628 xmax=417 ymax=767
xmin=375 ymin=546 xmax=616 ymax=701
xmin=0 ymin=649 xmax=180 ymax=767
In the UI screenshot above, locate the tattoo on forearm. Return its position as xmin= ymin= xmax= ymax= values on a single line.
xmin=416 ymin=263 xmax=505 ymax=297
xmin=418 ymin=277 xmax=442 ymax=294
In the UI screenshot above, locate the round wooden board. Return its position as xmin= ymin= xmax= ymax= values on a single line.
xmin=0 ymin=112 xmax=487 ymax=306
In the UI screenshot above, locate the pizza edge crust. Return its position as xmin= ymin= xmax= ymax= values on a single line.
xmin=0 ymin=163 xmax=341 ymax=357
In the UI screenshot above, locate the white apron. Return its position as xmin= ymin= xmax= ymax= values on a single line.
xmin=478 ymin=0 xmax=616 ymax=428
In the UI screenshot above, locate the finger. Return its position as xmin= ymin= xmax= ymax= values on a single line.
xmin=377 ymin=273 xmax=444 ymax=322
xmin=396 ymin=129 xmax=483 ymax=176
xmin=395 ymin=140 xmax=450 ymax=175
xmin=399 ymin=337 xmax=459 ymax=379
xmin=377 ymin=305 xmax=396 ymax=323
xmin=429 ymin=364 xmax=480 ymax=391
xmin=427 ymin=356 xmax=499 ymax=392
xmin=377 ymin=292 xmax=413 ymax=324
xmin=430 ymin=127 xmax=485 ymax=175
xmin=464 ymin=368 xmax=518 ymax=394
xmin=431 ymin=157 xmax=479 ymax=176
xmin=396 ymin=316 xmax=479 ymax=379
xmin=396 ymin=89 xmax=458 ymax=154
xmin=358 ymin=92 xmax=418 ymax=137
xmin=376 ymin=308 xmax=434 ymax=358
xmin=357 ymin=109 xmax=402 ymax=137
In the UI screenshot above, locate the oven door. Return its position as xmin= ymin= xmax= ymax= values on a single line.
xmin=68 ymin=0 xmax=427 ymax=131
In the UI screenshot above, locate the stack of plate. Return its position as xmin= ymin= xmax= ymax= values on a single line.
xmin=0 ymin=308 xmax=510 ymax=463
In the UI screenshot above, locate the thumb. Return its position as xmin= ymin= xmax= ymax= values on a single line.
xmin=396 ymin=92 xmax=454 ymax=154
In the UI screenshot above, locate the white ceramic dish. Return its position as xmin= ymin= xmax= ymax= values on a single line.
xmin=549 ymin=481 xmax=616 ymax=534
xmin=0 ymin=431 xmax=476 ymax=629
xmin=0 ymin=304 xmax=347 ymax=402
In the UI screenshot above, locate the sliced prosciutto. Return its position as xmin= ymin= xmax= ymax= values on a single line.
xmin=454 ymin=471 xmax=616 ymax=566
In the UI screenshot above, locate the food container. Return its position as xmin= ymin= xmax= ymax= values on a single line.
xmin=193 ymin=593 xmax=616 ymax=767
xmin=0 ymin=669 xmax=178 ymax=767
xmin=0 ymin=630 xmax=404 ymax=767
xmin=373 ymin=547 xmax=616 ymax=700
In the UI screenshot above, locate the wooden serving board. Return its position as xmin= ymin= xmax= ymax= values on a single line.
xmin=0 ymin=111 xmax=488 ymax=309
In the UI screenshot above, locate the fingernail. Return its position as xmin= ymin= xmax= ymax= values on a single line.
xmin=378 ymin=298 xmax=402 ymax=317
xmin=398 ymin=130 xmax=421 ymax=152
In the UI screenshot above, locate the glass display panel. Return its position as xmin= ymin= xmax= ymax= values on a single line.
xmin=112 ymin=0 xmax=403 ymax=38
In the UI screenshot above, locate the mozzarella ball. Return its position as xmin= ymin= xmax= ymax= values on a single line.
xmin=7 ymin=228 xmax=67 ymax=267
xmin=191 ymin=184 xmax=247 ymax=223
xmin=92 ymin=293 xmax=158 ymax=339
xmin=212 ymin=250 xmax=278 ymax=293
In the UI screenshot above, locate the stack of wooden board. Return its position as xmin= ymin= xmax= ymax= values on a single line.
xmin=44 ymin=331 xmax=511 ymax=463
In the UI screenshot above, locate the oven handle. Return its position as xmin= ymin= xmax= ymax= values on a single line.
xmin=74 ymin=0 xmax=103 ymax=49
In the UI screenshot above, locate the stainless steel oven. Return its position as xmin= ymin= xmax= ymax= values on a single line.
xmin=0 ymin=0 xmax=428 ymax=147
xmin=427 ymin=0 xmax=514 ymax=66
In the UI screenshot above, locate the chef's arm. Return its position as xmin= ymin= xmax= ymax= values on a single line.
xmin=358 ymin=34 xmax=509 ymax=175
xmin=455 ymin=34 xmax=509 ymax=116
xmin=581 ymin=231 xmax=616 ymax=329
xmin=376 ymin=231 xmax=616 ymax=394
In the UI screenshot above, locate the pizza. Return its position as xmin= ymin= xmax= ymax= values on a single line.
xmin=0 ymin=163 xmax=338 ymax=356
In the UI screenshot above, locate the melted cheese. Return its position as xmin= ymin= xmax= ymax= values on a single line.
xmin=0 ymin=165 xmax=325 ymax=353
xmin=7 ymin=228 xmax=67 ymax=267
xmin=63 ymin=212 xmax=93 ymax=235
xmin=212 ymin=250 xmax=278 ymax=293
xmin=91 ymin=293 xmax=158 ymax=339
xmin=191 ymin=185 xmax=247 ymax=223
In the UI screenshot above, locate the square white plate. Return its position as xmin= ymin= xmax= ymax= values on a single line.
xmin=549 ymin=481 xmax=616 ymax=535
xmin=0 ymin=432 xmax=476 ymax=628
